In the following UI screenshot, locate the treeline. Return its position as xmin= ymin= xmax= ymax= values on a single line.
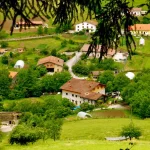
xmin=0 ymin=67 xmax=71 ymax=100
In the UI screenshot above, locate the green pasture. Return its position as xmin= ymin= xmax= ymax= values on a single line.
xmin=1 ymin=140 xmax=150 ymax=150
xmin=1 ymin=117 xmax=150 ymax=150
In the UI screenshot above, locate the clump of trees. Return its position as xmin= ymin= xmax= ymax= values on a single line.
xmin=122 ymin=69 xmax=150 ymax=118
xmin=8 ymin=97 xmax=75 ymax=145
xmin=72 ymin=58 xmax=121 ymax=76
xmin=0 ymin=67 xmax=71 ymax=100
xmin=97 ymin=71 xmax=130 ymax=92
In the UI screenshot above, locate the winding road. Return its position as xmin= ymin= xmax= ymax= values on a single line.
xmin=66 ymin=52 xmax=86 ymax=79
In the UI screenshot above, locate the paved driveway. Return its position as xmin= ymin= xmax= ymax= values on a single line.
xmin=66 ymin=52 xmax=86 ymax=79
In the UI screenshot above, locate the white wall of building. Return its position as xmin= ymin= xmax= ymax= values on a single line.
xmin=131 ymin=11 xmax=141 ymax=16
xmin=75 ymin=22 xmax=96 ymax=33
xmin=62 ymin=90 xmax=96 ymax=106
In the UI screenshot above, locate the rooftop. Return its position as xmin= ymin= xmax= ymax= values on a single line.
xmin=37 ymin=56 xmax=64 ymax=66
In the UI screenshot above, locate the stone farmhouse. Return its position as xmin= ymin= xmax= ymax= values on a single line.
xmin=37 ymin=56 xmax=64 ymax=73
xmin=75 ymin=20 xmax=98 ymax=33
xmin=80 ymin=44 xmax=115 ymax=58
xmin=0 ymin=112 xmax=21 ymax=125
xmin=60 ymin=78 xmax=106 ymax=106
xmin=129 ymin=24 xmax=150 ymax=36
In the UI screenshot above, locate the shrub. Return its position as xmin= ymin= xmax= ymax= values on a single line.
xmin=61 ymin=40 xmax=67 ymax=48
xmin=72 ymin=63 xmax=90 ymax=75
xmin=40 ymin=49 xmax=49 ymax=55
xmin=1 ymin=55 xmax=8 ymax=64
xmin=120 ymin=123 xmax=142 ymax=140
xmin=80 ymin=102 xmax=94 ymax=111
xmin=10 ymin=124 xmax=41 ymax=145
xmin=0 ymin=41 xmax=8 ymax=48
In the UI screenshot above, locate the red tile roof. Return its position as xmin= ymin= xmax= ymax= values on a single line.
xmin=60 ymin=78 xmax=105 ymax=100
xmin=17 ymin=21 xmax=43 ymax=25
xmin=80 ymin=44 xmax=116 ymax=56
xmin=131 ymin=8 xmax=142 ymax=11
xmin=9 ymin=71 xmax=18 ymax=79
xmin=129 ymin=24 xmax=150 ymax=31
xmin=80 ymin=92 xmax=103 ymax=101
xmin=37 ymin=56 xmax=64 ymax=66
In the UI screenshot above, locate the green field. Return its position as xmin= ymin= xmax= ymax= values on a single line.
xmin=1 ymin=117 xmax=150 ymax=150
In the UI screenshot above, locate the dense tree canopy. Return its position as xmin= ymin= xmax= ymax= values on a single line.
xmin=122 ymin=69 xmax=150 ymax=118
xmin=1 ymin=0 xmax=148 ymax=60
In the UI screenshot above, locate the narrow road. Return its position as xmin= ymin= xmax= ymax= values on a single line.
xmin=66 ymin=52 xmax=86 ymax=79
xmin=0 ymin=34 xmax=56 ymax=42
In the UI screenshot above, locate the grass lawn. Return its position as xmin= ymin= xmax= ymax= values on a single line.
xmin=1 ymin=117 xmax=150 ymax=150
xmin=1 ymin=139 xmax=150 ymax=150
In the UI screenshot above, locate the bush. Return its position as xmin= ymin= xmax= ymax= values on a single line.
xmin=0 ymin=41 xmax=8 ymax=48
xmin=40 ymin=49 xmax=49 ymax=55
xmin=1 ymin=55 xmax=8 ymax=64
xmin=80 ymin=102 xmax=94 ymax=111
xmin=72 ymin=63 xmax=90 ymax=75
xmin=10 ymin=124 xmax=41 ymax=145
xmin=61 ymin=40 xmax=67 ymax=48
xmin=120 ymin=123 xmax=142 ymax=140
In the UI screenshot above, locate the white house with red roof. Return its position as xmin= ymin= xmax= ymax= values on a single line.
xmin=75 ymin=20 xmax=98 ymax=33
xmin=60 ymin=78 xmax=106 ymax=105
xmin=129 ymin=24 xmax=150 ymax=36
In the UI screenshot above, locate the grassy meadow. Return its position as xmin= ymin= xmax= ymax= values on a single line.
xmin=1 ymin=117 xmax=150 ymax=150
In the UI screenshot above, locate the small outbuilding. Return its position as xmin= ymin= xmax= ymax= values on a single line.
xmin=14 ymin=60 xmax=24 ymax=68
xmin=77 ymin=111 xmax=92 ymax=119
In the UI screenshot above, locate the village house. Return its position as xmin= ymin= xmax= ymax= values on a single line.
xmin=14 ymin=20 xmax=44 ymax=29
xmin=91 ymin=71 xmax=101 ymax=79
xmin=0 ymin=48 xmax=7 ymax=55
xmin=60 ymin=78 xmax=106 ymax=106
xmin=129 ymin=24 xmax=150 ymax=36
xmin=0 ymin=112 xmax=21 ymax=125
xmin=130 ymin=8 xmax=147 ymax=16
xmin=113 ymin=52 xmax=128 ymax=62
xmin=75 ymin=20 xmax=98 ymax=33
xmin=37 ymin=56 xmax=64 ymax=73
xmin=80 ymin=44 xmax=116 ymax=58
xmin=17 ymin=47 xmax=25 ymax=53
xmin=9 ymin=71 xmax=18 ymax=83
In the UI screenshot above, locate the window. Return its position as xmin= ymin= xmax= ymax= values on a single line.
xmin=82 ymin=26 xmax=84 ymax=29
xmin=91 ymin=26 xmax=93 ymax=28
xmin=72 ymin=94 xmax=74 ymax=97
xmin=66 ymin=93 xmax=68 ymax=95
xmin=77 ymin=26 xmax=79 ymax=28
xmin=72 ymin=100 xmax=74 ymax=103
xmin=75 ymin=95 xmax=77 ymax=97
